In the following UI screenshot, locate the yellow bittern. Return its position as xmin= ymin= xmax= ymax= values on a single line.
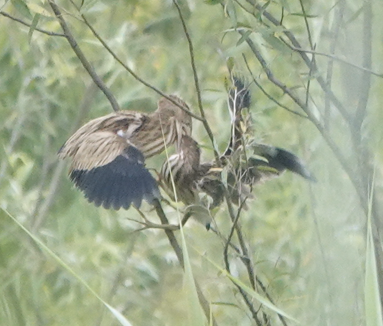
xmin=160 ymin=135 xmax=208 ymax=205
xmin=159 ymin=77 xmax=315 ymax=209
xmin=59 ymin=95 xmax=192 ymax=210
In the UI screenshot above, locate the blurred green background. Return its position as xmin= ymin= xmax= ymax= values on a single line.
xmin=0 ymin=0 xmax=382 ymax=325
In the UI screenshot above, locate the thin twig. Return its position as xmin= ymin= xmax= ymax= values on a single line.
xmin=298 ymin=0 xmax=314 ymax=50
xmin=0 ymin=11 xmax=65 ymax=37
xmin=172 ymin=0 xmax=221 ymax=163
xmin=350 ymin=0 xmax=383 ymax=308
xmin=242 ymin=54 xmax=308 ymax=119
xmin=242 ymin=32 xmax=312 ymax=117
xmin=284 ymin=43 xmax=383 ymax=78
xmin=48 ymin=0 xmax=120 ymax=112
xmin=221 ymin=188 xmax=263 ymax=325
xmin=32 ymin=83 xmax=97 ymax=232
xmin=239 ymin=1 xmax=375 ymax=212
xmin=0 ymin=114 xmax=26 ymax=187
xmin=94 ymin=234 xmax=139 ymax=326
xmin=324 ymin=0 xmax=344 ymax=129
xmin=304 ymin=46 xmax=315 ymax=109
xmin=223 ymin=199 xmax=243 ymax=273
xmin=242 ymin=32 xmax=373 ymax=220
xmin=244 ymin=0 xmax=353 ymax=123
xmin=152 ymin=199 xmax=218 ymax=326
xmin=67 ymin=0 xmax=203 ymax=121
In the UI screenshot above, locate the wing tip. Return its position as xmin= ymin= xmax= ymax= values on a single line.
xmin=69 ymin=154 xmax=160 ymax=210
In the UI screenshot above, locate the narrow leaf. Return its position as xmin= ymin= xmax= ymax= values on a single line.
xmin=28 ymin=14 xmax=40 ymax=44
xmin=27 ymin=3 xmax=53 ymax=17
xmin=200 ymin=250 xmax=299 ymax=323
xmin=11 ymin=0 xmax=32 ymax=20
xmin=180 ymin=227 xmax=207 ymax=326
xmin=2 ymin=208 xmax=134 ymax=326
xmin=365 ymin=173 xmax=383 ymax=326
xmin=236 ymin=30 xmax=252 ymax=46
xmin=225 ymin=0 xmax=237 ymax=28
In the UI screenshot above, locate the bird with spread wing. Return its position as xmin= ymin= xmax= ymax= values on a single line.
xmin=58 ymin=95 xmax=191 ymax=210
xmin=59 ymin=78 xmax=314 ymax=219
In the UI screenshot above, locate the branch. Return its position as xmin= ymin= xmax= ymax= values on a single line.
xmin=298 ymin=0 xmax=314 ymax=50
xmin=241 ymin=32 xmax=373 ymax=224
xmin=242 ymin=54 xmax=308 ymax=119
xmin=350 ymin=0 xmax=383 ymax=309
xmin=324 ymin=0 xmax=345 ymax=129
xmin=284 ymin=44 xmax=383 ymax=78
xmin=0 ymin=11 xmax=65 ymax=37
xmin=68 ymin=1 xmax=203 ymax=121
xmin=48 ymin=0 xmax=120 ymax=112
xmin=152 ymin=199 xmax=218 ymax=326
xmin=244 ymin=0 xmax=353 ymax=123
xmin=220 ymin=187 xmax=264 ymax=324
xmin=32 ymin=83 xmax=97 ymax=232
xmin=242 ymin=32 xmax=312 ymax=117
xmin=172 ymin=0 xmax=221 ymax=163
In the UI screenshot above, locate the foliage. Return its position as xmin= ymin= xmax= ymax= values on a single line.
xmin=1 ymin=0 xmax=382 ymax=325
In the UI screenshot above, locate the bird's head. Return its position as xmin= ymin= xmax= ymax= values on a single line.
xmin=157 ymin=95 xmax=192 ymax=137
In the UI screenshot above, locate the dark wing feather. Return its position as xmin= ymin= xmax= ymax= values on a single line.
xmin=70 ymin=146 xmax=160 ymax=210
xmin=270 ymin=147 xmax=316 ymax=181
xmin=252 ymin=144 xmax=316 ymax=181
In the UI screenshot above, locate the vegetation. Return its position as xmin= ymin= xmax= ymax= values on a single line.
xmin=1 ymin=0 xmax=382 ymax=325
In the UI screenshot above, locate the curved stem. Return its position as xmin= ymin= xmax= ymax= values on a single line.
xmin=48 ymin=0 xmax=120 ymax=112
xmin=172 ymin=0 xmax=221 ymax=163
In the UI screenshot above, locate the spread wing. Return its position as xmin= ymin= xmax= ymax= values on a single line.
xmin=58 ymin=111 xmax=145 ymax=167
xmin=58 ymin=112 xmax=160 ymax=210
xmin=69 ymin=145 xmax=160 ymax=210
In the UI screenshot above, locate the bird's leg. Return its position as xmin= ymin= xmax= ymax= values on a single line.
xmin=129 ymin=207 xmax=180 ymax=231
xmin=181 ymin=211 xmax=193 ymax=226
xmin=159 ymin=197 xmax=180 ymax=211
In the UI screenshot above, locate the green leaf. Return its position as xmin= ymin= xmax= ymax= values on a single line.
xmin=289 ymin=12 xmax=319 ymax=18
xmin=27 ymin=3 xmax=53 ymax=17
xmin=226 ymin=57 xmax=235 ymax=73
xmin=204 ymin=0 xmax=221 ymax=5
xmin=0 ymin=0 xmax=11 ymax=12
xmin=278 ymin=0 xmax=291 ymax=12
xmin=28 ymin=14 xmax=40 ymax=44
xmin=236 ymin=30 xmax=252 ymax=46
xmin=180 ymin=225 xmax=207 ymax=325
xmin=11 ymin=0 xmax=32 ymax=20
xmin=198 ymin=249 xmax=299 ymax=323
xmin=225 ymin=0 xmax=237 ymax=28
xmin=365 ymin=174 xmax=383 ymax=326
xmin=261 ymin=31 xmax=291 ymax=54
xmin=80 ymin=0 xmax=105 ymax=14
xmin=2 ymin=208 xmax=134 ymax=326
xmin=346 ymin=5 xmax=364 ymax=24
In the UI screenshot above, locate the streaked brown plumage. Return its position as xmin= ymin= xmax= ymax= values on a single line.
xmin=160 ymin=135 xmax=206 ymax=205
xmin=59 ymin=95 xmax=192 ymax=210
xmin=160 ymin=77 xmax=315 ymax=211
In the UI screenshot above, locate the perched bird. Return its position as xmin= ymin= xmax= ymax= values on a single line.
xmin=159 ymin=77 xmax=252 ymax=207
xmin=159 ymin=134 xmax=213 ymax=228
xmin=58 ymin=95 xmax=192 ymax=210
xmin=160 ymin=135 xmax=208 ymax=205
xmin=160 ymin=76 xmax=315 ymax=211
